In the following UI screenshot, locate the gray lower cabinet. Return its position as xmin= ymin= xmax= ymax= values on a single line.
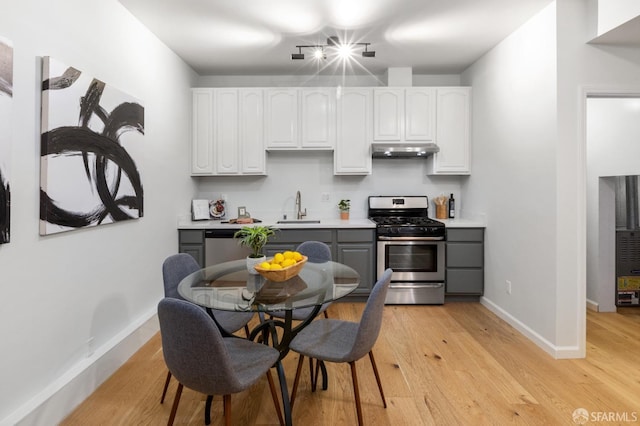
xmin=336 ymin=229 xmax=375 ymax=297
xmin=446 ymin=228 xmax=484 ymax=295
xmin=264 ymin=229 xmax=334 ymax=257
xmin=178 ymin=230 xmax=205 ymax=267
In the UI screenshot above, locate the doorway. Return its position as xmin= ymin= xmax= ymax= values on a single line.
xmin=586 ymin=96 xmax=640 ymax=312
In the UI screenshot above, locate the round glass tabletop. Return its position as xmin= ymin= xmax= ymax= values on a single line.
xmin=178 ymin=259 xmax=359 ymax=313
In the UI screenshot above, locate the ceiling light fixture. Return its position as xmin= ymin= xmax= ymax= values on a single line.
xmin=291 ymin=46 xmax=305 ymax=60
xmin=291 ymin=36 xmax=375 ymax=61
xmin=362 ymin=45 xmax=375 ymax=58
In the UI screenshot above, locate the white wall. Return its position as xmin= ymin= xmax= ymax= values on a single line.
xmin=594 ymin=0 xmax=640 ymax=36
xmin=459 ymin=0 xmax=640 ymax=359
xmin=194 ymin=152 xmax=464 ymax=221
xmin=586 ymin=97 xmax=640 ymax=312
xmin=0 ymin=1 xmax=197 ymax=424
xmin=555 ymin=0 xmax=640 ymax=355
xmin=196 ymin=73 xmax=461 ymax=88
xmin=460 ymin=5 xmax=559 ymax=354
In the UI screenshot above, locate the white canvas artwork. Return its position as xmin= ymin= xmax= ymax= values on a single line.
xmin=0 ymin=36 xmax=12 ymax=244
xmin=40 ymin=57 xmax=145 ymax=235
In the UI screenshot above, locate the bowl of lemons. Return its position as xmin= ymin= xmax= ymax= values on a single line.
xmin=254 ymin=251 xmax=308 ymax=282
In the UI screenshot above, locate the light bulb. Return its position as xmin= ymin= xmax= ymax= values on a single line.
xmin=337 ymin=44 xmax=353 ymax=59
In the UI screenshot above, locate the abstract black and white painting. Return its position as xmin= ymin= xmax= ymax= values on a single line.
xmin=40 ymin=57 xmax=144 ymax=235
xmin=0 ymin=37 xmax=13 ymax=244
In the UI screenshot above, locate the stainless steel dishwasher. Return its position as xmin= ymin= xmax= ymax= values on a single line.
xmin=205 ymin=229 xmax=250 ymax=266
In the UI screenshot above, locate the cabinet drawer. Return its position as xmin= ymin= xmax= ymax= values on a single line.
xmin=270 ymin=229 xmax=333 ymax=243
xmin=337 ymin=229 xmax=375 ymax=243
xmin=179 ymin=230 xmax=204 ymax=244
xmin=447 ymin=243 xmax=483 ymax=267
xmin=446 ymin=228 xmax=484 ymax=242
xmin=446 ymin=269 xmax=483 ymax=294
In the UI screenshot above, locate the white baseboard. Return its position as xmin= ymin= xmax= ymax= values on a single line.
xmin=480 ymin=297 xmax=583 ymax=359
xmin=1 ymin=309 xmax=159 ymax=426
xmin=586 ymin=298 xmax=599 ymax=312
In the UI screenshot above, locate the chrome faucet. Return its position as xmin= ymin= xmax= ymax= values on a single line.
xmin=295 ymin=191 xmax=307 ymax=220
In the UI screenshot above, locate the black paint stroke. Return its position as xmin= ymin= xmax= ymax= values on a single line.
xmin=0 ymin=167 xmax=9 ymax=244
xmin=0 ymin=40 xmax=13 ymax=98
xmin=0 ymin=40 xmax=12 ymax=243
xmin=42 ymin=66 xmax=81 ymax=91
xmin=78 ymin=79 xmax=106 ymax=183
xmin=41 ymin=126 xmax=144 ymax=227
xmin=41 ymin=65 xmax=144 ymax=232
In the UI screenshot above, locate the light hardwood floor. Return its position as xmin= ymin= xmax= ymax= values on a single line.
xmin=61 ymin=303 xmax=640 ymax=425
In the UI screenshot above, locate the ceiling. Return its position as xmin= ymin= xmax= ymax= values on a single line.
xmin=119 ymin=0 xmax=552 ymax=76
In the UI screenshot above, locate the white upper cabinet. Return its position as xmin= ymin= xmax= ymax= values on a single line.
xmin=214 ymin=89 xmax=239 ymax=174
xmin=191 ymin=85 xmax=470 ymax=176
xmin=427 ymin=87 xmax=471 ymax=175
xmin=374 ymin=89 xmax=403 ymax=140
xmin=373 ymin=88 xmax=435 ymax=143
xmin=405 ymin=88 xmax=436 ymax=141
xmin=265 ymin=88 xmax=335 ymax=149
xmin=264 ymin=89 xmax=298 ymax=148
xmin=191 ymin=88 xmax=266 ymax=176
xmin=238 ymin=89 xmax=266 ymax=174
xmin=334 ymin=88 xmax=372 ymax=175
xmin=300 ymin=89 xmax=335 ymax=149
xmin=191 ymin=89 xmax=214 ymax=175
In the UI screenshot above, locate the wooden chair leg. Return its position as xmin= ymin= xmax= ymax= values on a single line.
xmin=266 ymin=369 xmax=285 ymax=426
xmin=161 ymin=371 xmax=172 ymax=403
xmin=349 ymin=361 xmax=364 ymax=426
xmin=368 ymin=351 xmax=387 ymax=408
xmin=205 ymin=395 xmax=213 ymax=425
xmin=323 ymin=310 xmax=329 ymax=318
xmin=290 ymin=354 xmax=305 ymax=409
xmin=223 ymin=395 xmax=233 ymax=426
xmin=167 ymin=383 xmax=183 ymax=426
xmin=244 ymin=324 xmax=251 ymax=338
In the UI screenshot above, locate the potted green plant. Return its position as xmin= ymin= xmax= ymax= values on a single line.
xmin=233 ymin=225 xmax=278 ymax=273
xmin=338 ymin=199 xmax=350 ymax=220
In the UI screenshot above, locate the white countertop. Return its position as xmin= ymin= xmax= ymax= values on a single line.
xmin=178 ymin=216 xmax=485 ymax=229
xmin=437 ymin=218 xmax=486 ymax=228
xmin=178 ymin=217 xmax=377 ymax=230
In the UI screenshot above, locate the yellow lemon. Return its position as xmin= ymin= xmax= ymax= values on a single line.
xmin=270 ymin=263 xmax=283 ymax=270
xmin=292 ymin=251 xmax=303 ymax=261
xmin=282 ymin=258 xmax=296 ymax=268
xmin=259 ymin=262 xmax=271 ymax=270
xmin=273 ymin=253 xmax=284 ymax=264
xmin=283 ymin=251 xmax=295 ymax=260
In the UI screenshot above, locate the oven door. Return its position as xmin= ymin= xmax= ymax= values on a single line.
xmin=377 ymin=239 xmax=445 ymax=304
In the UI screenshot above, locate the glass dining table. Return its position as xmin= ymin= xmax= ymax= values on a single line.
xmin=177 ymin=258 xmax=360 ymax=426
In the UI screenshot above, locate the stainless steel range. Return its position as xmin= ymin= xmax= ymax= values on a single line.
xmin=368 ymin=196 xmax=445 ymax=304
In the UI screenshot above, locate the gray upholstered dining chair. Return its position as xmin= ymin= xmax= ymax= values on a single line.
xmin=157 ymin=298 xmax=283 ymax=426
xmin=269 ymin=240 xmax=333 ymax=321
xmin=160 ymin=253 xmax=255 ymax=404
xmin=288 ymin=268 xmax=393 ymax=426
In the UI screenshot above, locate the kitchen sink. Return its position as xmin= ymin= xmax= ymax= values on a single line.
xmin=276 ymin=219 xmax=321 ymax=224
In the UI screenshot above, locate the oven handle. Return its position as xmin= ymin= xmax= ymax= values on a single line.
xmin=378 ymin=236 xmax=445 ymax=241
xmin=389 ymin=283 xmax=444 ymax=289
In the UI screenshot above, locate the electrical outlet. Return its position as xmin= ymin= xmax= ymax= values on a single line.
xmin=321 ymin=192 xmax=330 ymax=202
xmin=506 ymin=280 xmax=512 ymax=295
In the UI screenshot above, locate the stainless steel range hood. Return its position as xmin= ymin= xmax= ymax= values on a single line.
xmin=371 ymin=143 xmax=439 ymax=158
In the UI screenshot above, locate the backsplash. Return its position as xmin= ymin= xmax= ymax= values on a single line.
xmin=193 ymin=151 xmax=463 ymax=220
